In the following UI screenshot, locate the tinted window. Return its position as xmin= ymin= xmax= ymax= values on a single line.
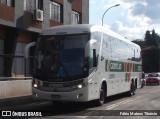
xmin=148 ymin=73 xmax=160 ymax=77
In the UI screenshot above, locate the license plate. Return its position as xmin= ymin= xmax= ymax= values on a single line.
xmin=51 ymin=94 xmax=61 ymax=99
xmin=49 ymin=84 xmax=63 ymax=88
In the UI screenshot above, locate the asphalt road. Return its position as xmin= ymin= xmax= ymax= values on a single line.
xmin=1 ymin=85 xmax=160 ymax=119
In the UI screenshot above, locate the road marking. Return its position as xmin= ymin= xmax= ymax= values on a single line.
xmin=106 ymin=88 xmax=160 ymax=110
xmin=106 ymin=99 xmax=134 ymax=110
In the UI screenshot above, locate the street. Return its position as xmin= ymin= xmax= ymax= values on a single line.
xmin=1 ymin=85 xmax=160 ymax=119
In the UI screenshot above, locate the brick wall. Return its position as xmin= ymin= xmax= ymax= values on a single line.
xmin=72 ymin=0 xmax=82 ymax=13
xmin=0 ymin=3 xmax=14 ymax=22
xmin=23 ymin=11 xmax=42 ymax=29
xmin=53 ymin=0 xmax=63 ymax=4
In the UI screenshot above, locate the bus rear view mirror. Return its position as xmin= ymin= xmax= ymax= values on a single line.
xmin=90 ymin=39 xmax=98 ymax=50
xmin=85 ymin=39 xmax=97 ymax=57
xmin=24 ymin=42 xmax=36 ymax=58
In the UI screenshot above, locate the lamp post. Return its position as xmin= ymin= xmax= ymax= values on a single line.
xmin=102 ymin=4 xmax=120 ymax=26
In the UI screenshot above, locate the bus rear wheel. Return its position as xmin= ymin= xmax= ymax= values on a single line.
xmin=96 ymin=84 xmax=106 ymax=106
xmin=127 ymin=82 xmax=135 ymax=96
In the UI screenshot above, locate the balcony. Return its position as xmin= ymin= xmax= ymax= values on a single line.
xmin=23 ymin=11 xmax=42 ymax=29
xmin=50 ymin=20 xmax=62 ymax=27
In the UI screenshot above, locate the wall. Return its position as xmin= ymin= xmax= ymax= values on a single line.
xmin=0 ymin=3 xmax=14 ymax=22
xmin=63 ymin=0 xmax=72 ymax=25
xmin=0 ymin=80 xmax=32 ymax=99
xmin=72 ymin=0 xmax=82 ymax=13
xmin=82 ymin=0 xmax=89 ymax=24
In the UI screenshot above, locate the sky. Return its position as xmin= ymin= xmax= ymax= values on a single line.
xmin=89 ymin=0 xmax=160 ymax=41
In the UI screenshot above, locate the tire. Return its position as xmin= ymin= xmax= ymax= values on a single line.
xmin=135 ymin=79 xmax=137 ymax=89
xmin=127 ymin=81 xmax=135 ymax=96
xmin=141 ymin=80 xmax=145 ymax=88
xmin=96 ymin=84 xmax=106 ymax=106
xmin=141 ymin=81 xmax=144 ymax=88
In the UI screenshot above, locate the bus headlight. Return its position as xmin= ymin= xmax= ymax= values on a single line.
xmin=72 ymin=82 xmax=88 ymax=89
xmin=32 ymin=79 xmax=42 ymax=88
xmin=33 ymin=84 xmax=38 ymax=88
xmin=77 ymin=84 xmax=83 ymax=89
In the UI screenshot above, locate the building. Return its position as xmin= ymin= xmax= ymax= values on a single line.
xmin=0 ymin=0 xmax=89 ymax=77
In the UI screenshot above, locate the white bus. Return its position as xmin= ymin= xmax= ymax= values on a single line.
xmin=25 ymin=24 xmax=142 ymax=106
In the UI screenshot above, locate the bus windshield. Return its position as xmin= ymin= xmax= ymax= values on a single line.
xmin=33 ymin=34 xmax=89 ymax=81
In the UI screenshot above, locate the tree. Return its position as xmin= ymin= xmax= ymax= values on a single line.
xmin=132 ymin=40 xmax=145 ymax=49
xmin=151 ymin=29 xmax=158 ymax=46
xmin=132 ymin=29 xmax=160 ymax=72
xmin=144 ymin=30 xmax=152 ymax=46
xmin=144 ymin=29 xmax=160 ymax=46
xmin=142 ymin=47 xmax=160 ymax=73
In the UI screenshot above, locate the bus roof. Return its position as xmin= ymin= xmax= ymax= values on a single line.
xmin=41 ymin=24 xmax=93 ymax=35
xmin=41 ymin=24 xmax=140 ymax=49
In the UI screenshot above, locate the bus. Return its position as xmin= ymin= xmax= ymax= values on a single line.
xmin=25 ymin=24 xmax=142 ymax=106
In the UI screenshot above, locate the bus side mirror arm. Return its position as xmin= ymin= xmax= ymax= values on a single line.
xmin=24 ymin=42 xmax=36 ymax=58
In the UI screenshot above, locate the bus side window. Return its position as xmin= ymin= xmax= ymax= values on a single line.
xmin=89 ymin=49 xmax=97 ymax=74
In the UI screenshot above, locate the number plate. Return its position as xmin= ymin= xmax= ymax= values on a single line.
xmin=49 ymin=84 xmax=63 ymax=88
xmin=51 ymin=94 xmax=61 ymax=99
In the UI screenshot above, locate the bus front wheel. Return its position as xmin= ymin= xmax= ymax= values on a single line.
xmin=96 ymin=84 xmax=106 ymax=106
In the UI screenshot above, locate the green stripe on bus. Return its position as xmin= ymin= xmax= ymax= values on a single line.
xmin=134 ymin=64 xmax=142 ymax=72
xmin=105 ymin=60 xmax=141 ymax=72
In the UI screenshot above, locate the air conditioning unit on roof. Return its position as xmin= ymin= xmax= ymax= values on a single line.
xmin=33 ymin=9 xmax=44 ymax=22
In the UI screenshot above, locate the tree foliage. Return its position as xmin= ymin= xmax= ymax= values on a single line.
xmin=132 ymin=29 xmax=160 ymax=73
xmin=144 ymin=29 xmax=160 ymax=46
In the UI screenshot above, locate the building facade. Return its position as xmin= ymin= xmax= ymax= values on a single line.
xmin=0 ymin=0 xmax=89 ymax=77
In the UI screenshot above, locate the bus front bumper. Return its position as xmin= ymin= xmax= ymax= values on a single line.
xmin=32 ymin=87 xmax=89 ymax=102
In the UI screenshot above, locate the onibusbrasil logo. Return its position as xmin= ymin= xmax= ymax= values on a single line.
xmin=1 ymin=111 xmax=42 ymax=117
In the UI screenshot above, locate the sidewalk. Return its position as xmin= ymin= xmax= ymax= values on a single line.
xmin=0 ymin=95 xmax=33 ymax=108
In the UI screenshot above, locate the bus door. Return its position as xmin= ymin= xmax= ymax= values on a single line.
xmin=87 ymin=39 xmax=99 ymax=100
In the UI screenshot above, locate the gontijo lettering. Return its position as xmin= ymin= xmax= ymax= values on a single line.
xmin=110 ymin=62 xmax=122 ymax=70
